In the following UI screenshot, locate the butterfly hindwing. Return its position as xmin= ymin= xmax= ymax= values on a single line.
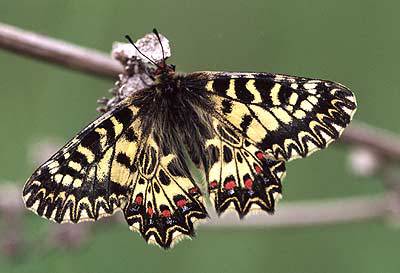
xmin=186 ymin=72 xmax=357 ymax=161
xmin=205 ymin=117 xmax=286 ymax=217
xmin=124 ymin=133 xmax=208 ymax=248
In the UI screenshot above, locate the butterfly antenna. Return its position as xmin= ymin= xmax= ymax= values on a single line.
xmin=124 ymin=34 xmax=160 ymax=68
xmin=152 ymin=28 xmax=166 ymax=63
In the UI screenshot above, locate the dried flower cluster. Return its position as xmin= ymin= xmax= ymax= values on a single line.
xmin=97 ymin=32 xmax=171 ymax=112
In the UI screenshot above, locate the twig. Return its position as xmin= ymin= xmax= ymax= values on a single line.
xmin=204 ymin=195 xmax=388 ymax=228
xmin=0 ymin=22 xmax=123 ymax=78
xmin=341 ymin=122 xmax=400 ymax=160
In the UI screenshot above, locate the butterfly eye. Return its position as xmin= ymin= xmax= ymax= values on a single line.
xmin=165 ymin=64 xmax=176 ymax=72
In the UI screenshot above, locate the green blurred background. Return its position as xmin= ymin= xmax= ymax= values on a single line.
xmin=1 ymin=0 xmax=399 ymax=272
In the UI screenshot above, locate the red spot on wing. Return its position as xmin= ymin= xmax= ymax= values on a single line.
xmin=209 ymin=180 xmax=218 ymax=189
xmin=256 ymin=152 xmax=264 ymax=160
xmin=161 ymin=209 xmax=171 ymax=218
xmin=189 ymin=187 xmax=199 ymax=194
xmin=255 ymin=165 xmax=263 ymax=174
xmin=134 ymin=195 xmax=143 ymax=205
xmin=224 ymin=180 xmax=236 ymax=190
xmin=176 ymin=199 xmax=187 ymax=208
xmin=244 ymin=178 xmax=253 ymax=189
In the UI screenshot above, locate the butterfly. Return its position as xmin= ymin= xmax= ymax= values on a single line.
xmin=22 ymin=29 xmax=357 ymax=249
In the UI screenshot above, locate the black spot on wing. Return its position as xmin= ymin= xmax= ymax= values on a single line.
xmin=57 ymin=165 xmax=82 ymax=179
xmin=207 ymin=144 xmax=220 ymax=165
xmin=159 ymin=169 xmax=171 ymax=186
xmin=254 ymin=78 xmax=275 ymax=105
xmin=153 ymin=182 xmax=160 ymax=193
xmin=114 ymin=107 xmax=134 ymax=126
xmin=240 ymin=114 xmax=252 ymax=134
xmin=236 ymin=152 xmax=243 ymax=163
xmin=223 ymin=145 xmax=233 ymax=163
xmin=204 ymin=144 xmax=220 ymax=173
xmin=80 ymin=130 xmax=101 ymax=155
xmin=212 ymin=78 xmax=229 ymax=95
xmin=234 ymin=78 xmax=254 ymax=102
xmin=69 ymin=151 xmax=89 ymax=166
xmin=221 ymin=99 xmax=233 ymax=114
xmin=99 ymin=119 xmax=116 ymax=145
xmin=138 ymin=177 xmax=146 ymax=185
xmin=167 ymin=159 xmax=183 ymax=177
xmin=116 ymin=152 xmax=131 ymax=168
xmin=124 ymin=127 xmax=138 ymax=142
xmin=278 ymin=84 xmax=293 ymax=105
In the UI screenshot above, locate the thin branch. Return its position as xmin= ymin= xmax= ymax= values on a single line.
xmin=204 ymin=195 xmax=388 ymax=228
xmin=341 ymin=122 xmax=400 ymax=160
xmin=0 ymin=22 xmax=123 ymax=78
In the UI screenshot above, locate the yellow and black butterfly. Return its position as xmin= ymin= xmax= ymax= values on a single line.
xmin=23 ymin=29 xmax=357 ymax=248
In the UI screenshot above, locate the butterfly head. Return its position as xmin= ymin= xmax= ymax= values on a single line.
xmin=125 ymin=29 xmax=175 ymax=82
xmin=154 ymin=61 xmax=176 ymax=79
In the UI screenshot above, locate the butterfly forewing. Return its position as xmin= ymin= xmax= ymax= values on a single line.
xmin=187 ymin=72 xmax=357 ymax=161
xmin=23 ymin=97 xmax=140 ymax=223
